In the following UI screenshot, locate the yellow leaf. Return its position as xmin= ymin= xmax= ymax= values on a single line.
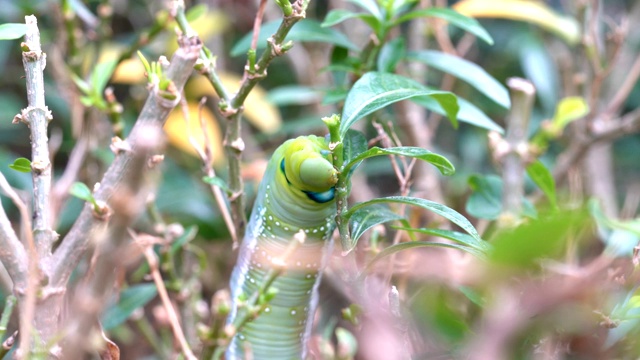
xmin=453 ymin=0 xmax=580 ymax=45
xmin=186 ymin=74 xmax=281 ymax=134
xmin=112 ymin=57 xmax=146 ymax=84
xmin=164 ymin=102 xmax=224 ymax=163
xmin=167 ymin=9 xmax=229 ymax=54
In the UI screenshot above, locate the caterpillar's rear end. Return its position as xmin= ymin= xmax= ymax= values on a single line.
xmin=227 ymin=136 xmax=338 ymax=359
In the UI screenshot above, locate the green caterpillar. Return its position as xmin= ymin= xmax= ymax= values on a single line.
xmin=227 ymin=135 xmax=338 ymax=359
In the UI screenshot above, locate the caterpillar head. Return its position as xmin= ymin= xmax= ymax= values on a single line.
xmin=281 ymin=136 xmax=338 ymax=199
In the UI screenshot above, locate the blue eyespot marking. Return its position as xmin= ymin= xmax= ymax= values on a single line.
xmin=282 ymin=158 xmax=334 ymax=203
xmin=304 ymin=188 xmax=335 ymax=203
xmin=280 ymin=158 xmax=291 ymax=185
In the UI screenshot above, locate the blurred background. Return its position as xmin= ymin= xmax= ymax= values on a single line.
xmin=0 ymin=0 xmax=639 ymax=359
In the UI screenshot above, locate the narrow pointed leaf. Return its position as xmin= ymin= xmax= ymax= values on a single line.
xmin=347 ymin=0 xmax=383 ymax=19
xmin=395 ymin=8 xmax=493 ymax=45
xmin=393 ymin=226 xmax=491 ymax=252
xmin=69 ymin=182 xmax=95 ymax=202
xmin=0 ymin=23 xmax=27 ymax=40
xmin=408 ymin=50 xmax=510 ymax=108
xmin=322 ymin=9 xmax=379 ymax=30
xmin=453 ymin=0 xmax=580 ymax=44
xmin=413 ymin=94 xmax=503 ymax=133
xmin=343 ymin=146 xmax=455 ymax=176
xmin=377 ymin=38 xmax=406 ymax=73
xmin=340 ymin=72 xmax=458 ymax=136
xmin=526 ymin=160 xmax=557 ymax=209
xmin=342 ymin=129 xmax=369 ymax=169
xmin=231 ymin=19 xmax=357 ymax=56
xmin=102 ymin=284 xmax=158 ymax=330
xmin=366 ymin=241 xmax=486 ymax=271
xmin=346 ymin=196 xmax=481 ymax=240
xmin=350 ymin=205 xmax=405 ymax=246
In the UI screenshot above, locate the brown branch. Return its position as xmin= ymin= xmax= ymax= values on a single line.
xmin=62 ymin=125 xmax=163 ymax=359
xmin=50 ymin=35 xmax=202 ymax=287
xmin=501 ymin=78 xmax=535 ymax=220
xmin=553 ymin=107 xmax=640 ymax=185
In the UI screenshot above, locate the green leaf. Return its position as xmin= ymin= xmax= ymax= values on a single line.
xmin=322 ymin=88 xmax=349 ymax=105
xmin=490 ymin=209 xmax=588 ymax=268
xmin=366 ymin=241 xmax=485 ymax=270
xmin=347 ymin=0 xmax=383 ymax=19
xmin=526 ymin=160 xmax=557 ymax=209
xmin=407 ymin=50 xmax=510 ymax=108
xmin=321 ymin=9 xmax=380 ymax=30
xmin=91 ymin=60 xmax=118 ymax=94
xmin=377 ymin=37 xmax=406 ymax=73
xmin=185 ymin=3 xmax=208 ymax=21
xmin=266 ymin=85 xmax=322 ymax=106
xmin=202 ymin=176 xmax=232 ymax=195
xmin=170 ymin=225 xmax=199 ymax=255
xmin=335 ymin=327 xmax=358 ymax=357
xmin=231 ymin=19 xmax=358 ymax=57
xmin=412 ymin=94 xmax=503 ymax=133
xmin=343 ymin=146 xmax=455 ymax=176
xmin=69 ymin=182 xmax=95 ymax=203
xmin=70 ymin=73 xmax=92 ymax=95
xmin=394 ymin=226 xmax=491 ymax=253
xmin=552 ymin=96 xmax=588 ymax=129
xmin=517 ymin=33 xmax=559 ymax=112
xmin=457 ymin=286 xmax=485 ymax=307
xmin=466 ymin=174 xmax=537 ymax=220
xmin=466 ymin=174 xmax=501 ymax=219
xmin=8 ymin=157 xmax=31 ymax=173
xmin=346 ymin=196 xmax=481 ymax=240
xmin=395 ymin=8 xmax=493 ymax=45
xmin=101 ymin=284 xmax=158 ymax=330
xmin=340 ymin=72 xmax=458 ymax=137
xmin=0 ymin=23 xmax=27 ymax=40
xmin=342 ymin=129 xmax=368 ymax=169
xmin=349 ymin=205 xmax=405 ymax=246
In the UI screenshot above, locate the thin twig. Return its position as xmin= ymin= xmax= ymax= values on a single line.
xmin=250 ymin=0 xmax=269 ymax=52
xmin=183 ymin=97 xmax=237 ymax=246
xmin=138 ymin=237 xmax=197 ymax=360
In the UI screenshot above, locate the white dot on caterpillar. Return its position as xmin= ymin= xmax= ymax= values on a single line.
xmin=239 ymin=334 xmax=245 ymax=340
xmin=284 ymin=227 xmax=289 ymax=231
xmin=257 ymin=263 xmax=262 ymax=268
xmin=306 ymin=290 xmax=311 ymax=294
xmin=268 ymin=215 xmax=273 ymax=221
xmin=249 ymin=278 xmax=255 ymax=283
xmin=296 ymin=261 xmax=301 ymax=266
xmin=291 ymin=310 xmax=297 ymax=315
xmin=320 ymin=226 xmax=325 ymax=231
xmin=306 ymin=264 xmax=311 ymax=268
xmin=267 ymin=226 xmax=271 ymax=230
xmin=312 ymin=229 xmax=318 ymax=233
xmin=265 ymin=307 xmax=270 ymax=313
xmin=261 ymin=251 xmax=266 ymax=256
xmin=306 ymin=274 xmax=312 ymax=279
xmin=275 ymin=221 xmax=280 ymax=226
xmin=304 ymin=229 xmax=310 ymax=233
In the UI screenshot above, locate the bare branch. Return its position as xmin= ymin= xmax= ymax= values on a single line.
xmin=0 ymin=175 xmax=28 ymax=286
xmin=62 ymin=125 xmax=164 ymax=359
xmin=501 ymin=78 xmax=536 ymax=220
xmin=50 ymin=35 xmax=202 ymax=288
